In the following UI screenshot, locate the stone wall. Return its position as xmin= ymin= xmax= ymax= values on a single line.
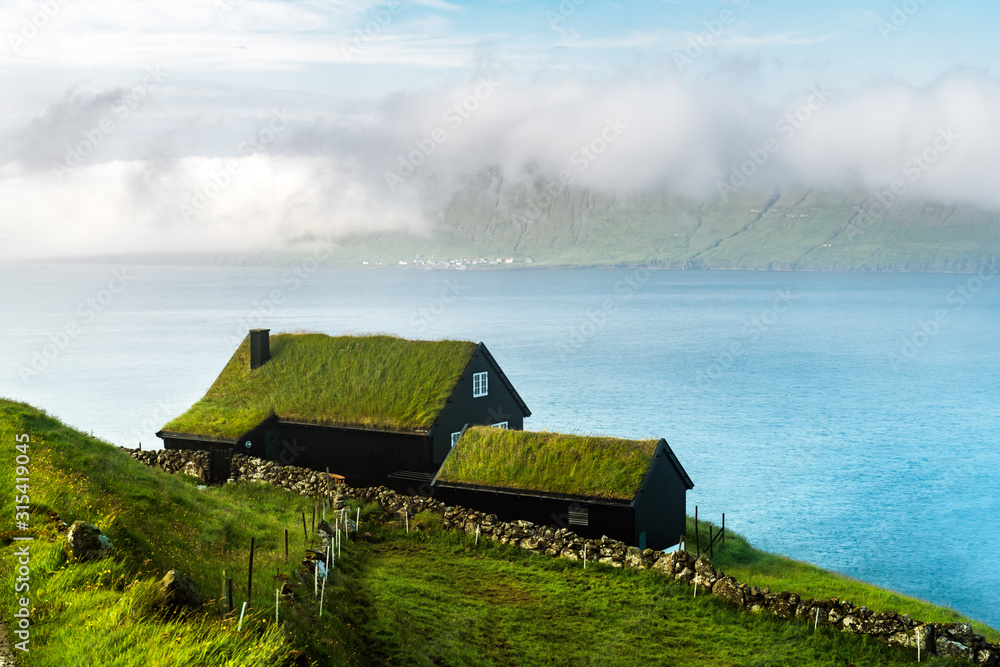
xmin=121 ymin=447 xmax=998 ymax=665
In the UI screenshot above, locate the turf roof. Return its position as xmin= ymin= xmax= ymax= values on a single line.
xmin=435 ymin=426 xmax=661 ymax=501
xmin=162 ymin=333 xmax=478 ymax=439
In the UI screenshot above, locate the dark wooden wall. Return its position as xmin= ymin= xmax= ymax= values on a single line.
xmin=164 ymin=423 xmax=433 ymax=489
xmin=267 ymin=423 xmax=432 ymax=488
xmin=431 ymin=347 xmax=527 ymax=465
xmin=431 ymin=484 xmax=638 ymax=545
xmin=633 ymin=448 xmax=688 ymax=550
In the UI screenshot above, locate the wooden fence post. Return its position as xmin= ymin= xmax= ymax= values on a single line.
xmin=247 ymin=537 xmax=255 ymax=609
xmin=301 ymin=511 xmax=308 ymax=542
xmin=284 ymin=529 xmax=289 ymax=561
xmin=722 ymin=513 xmax=725 ymax=550
xmin=695 ymin=506 xmax=700 ymax=557
xmin=709 ymin=526 xmax=714 ymax=560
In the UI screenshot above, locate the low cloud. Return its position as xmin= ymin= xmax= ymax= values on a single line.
xmin=2 ymin=69 xmax=1000 ymax=260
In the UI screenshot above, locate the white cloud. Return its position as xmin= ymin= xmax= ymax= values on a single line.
xmin=0 ymin=156 xmax=428 ymax=259
xmin=3 ymin=70 xmax=1000 ymax=260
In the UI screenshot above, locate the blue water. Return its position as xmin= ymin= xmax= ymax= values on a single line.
xmin=1 ymin=263 xmax=998 ymax=628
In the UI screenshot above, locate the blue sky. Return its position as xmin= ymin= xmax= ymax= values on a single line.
xmin=1 ymin=1 xmax=998 ymax=258
xmin=4 ymin=1 xmax=994 ymax=99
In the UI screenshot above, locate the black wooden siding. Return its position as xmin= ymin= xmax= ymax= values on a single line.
xmin=430 ymin=483 xmax=638 ymax=544
xmin=267 ymin=422 xmax=431 ymax=487
xmin=162 ymin=421 xmax=432 ymax=488
xmin=632 ymin=446 xmax=689 ymax=549
xmin=430 ymin=343 xmax=529 ymax=465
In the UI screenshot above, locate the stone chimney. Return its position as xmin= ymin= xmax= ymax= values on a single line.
xmin=249 ymin=329 xmax=270 ymax=369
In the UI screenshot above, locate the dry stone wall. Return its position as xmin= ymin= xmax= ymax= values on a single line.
xmin=121 ymin=447 xmax=999 ymax=665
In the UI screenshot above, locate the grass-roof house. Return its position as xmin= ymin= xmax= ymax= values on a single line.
xmin=431 ymin=427 xmax=693 ymax=550
xmin=157 ymin=330 xmax=530 ymax=488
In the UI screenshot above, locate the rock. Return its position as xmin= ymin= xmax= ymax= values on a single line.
xmin=694 ymin=555 xmax=715 ymax=581
xmin=842 ymin=615 xmax=864 ymax=634
xmin=711 ymin=576 xmax=746 ymax=607
xmin=675 ymin=566 xmax=695 ymax=583
xmin=867 ymin=612 xmax=903 ymax=636
xmin=181 ymin=460 xmax=206 ymax=481
xmin=560 ymin=548 xmax=579 ymax=561
xmin=976 ymin=648 xmax=999 ymax=666
xmin=64 ymin=521 xmax=113 ymax=561
xmin=159 ymin=570 xmax=204 ymax=609
xmin=652 ymin=552 xmax=674 ymax=575
xmin=519 ymin=536 xmax=543 ymax=550
xmin=770 ymin=597 xmax=796 ymax=620
xmin=943 ymin=623 xmax=982 ymax=648
xmin=936 ymin=636 xmax=975 ymax=661
xmin=316 ymin=520 xmax=335 ymax=538
xmin=624 ymin=547 xmax=645 ymax=569
xmin=885 ymin=625 xmax=933 ymax=653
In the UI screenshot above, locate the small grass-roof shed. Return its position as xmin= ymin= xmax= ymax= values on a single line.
xmin=431 ymin=427 xmax=694 ymax=550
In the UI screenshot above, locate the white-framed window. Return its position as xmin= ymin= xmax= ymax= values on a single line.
xmin=450 ymin=431 xmax=462 ymax=448
xmin=492 ymin=421 xmax=508 ymax=429
xmin=472 ymin=371 xmax=488 ymax=397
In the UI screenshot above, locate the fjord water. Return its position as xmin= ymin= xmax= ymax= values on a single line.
xmin=2 ymin=263 xmax=998 ymax=628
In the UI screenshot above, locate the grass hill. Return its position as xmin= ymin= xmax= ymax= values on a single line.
xmin=1 ymin=398 xmax=995 ymax=665
xmin=311 ymin=174 xmax=1000 ymax=272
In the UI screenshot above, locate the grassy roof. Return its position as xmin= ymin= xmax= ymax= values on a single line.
xmin=162 ymin=333 xmax=478 ymax=438
xmin=436 ymin=426 xmax=660 ymax=501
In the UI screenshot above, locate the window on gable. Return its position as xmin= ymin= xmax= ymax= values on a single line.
xmin=492 ymin=421 xmax=508 ymax=429
xmin=472 ymin=371 xmax=488 ymax=397
xmin=450 ymin=431 xmax=462 ymax=448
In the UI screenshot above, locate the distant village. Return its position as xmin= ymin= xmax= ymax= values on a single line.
xmin=361 ymin=256 xmax=533 ymax=269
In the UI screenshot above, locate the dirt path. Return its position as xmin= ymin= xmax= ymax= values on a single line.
xmin=0 ymin=619 xmax=17 ymax=666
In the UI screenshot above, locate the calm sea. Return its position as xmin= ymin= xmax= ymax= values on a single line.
xmin=2 ymin=263 xmax=998 ymax=627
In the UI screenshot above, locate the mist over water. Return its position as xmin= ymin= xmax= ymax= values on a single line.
xmin=2 ymin=263 xmax=998 ymax=628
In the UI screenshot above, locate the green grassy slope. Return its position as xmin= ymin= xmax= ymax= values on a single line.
xmin=0 ymin=399 xmax=342 ymax=666
xmin=2 ymin=399 xmax=994 ymax=666
xmin=163 ymin=333 xmax=477 ymax=438
xmin=306 ymin=175 xmax=1000 ymax=271
xmin=316 ymin=520 xmax=981 ymax=666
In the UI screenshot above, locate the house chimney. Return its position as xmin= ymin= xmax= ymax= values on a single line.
xmin=249 ymin=329 xmax=270 ymax=369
